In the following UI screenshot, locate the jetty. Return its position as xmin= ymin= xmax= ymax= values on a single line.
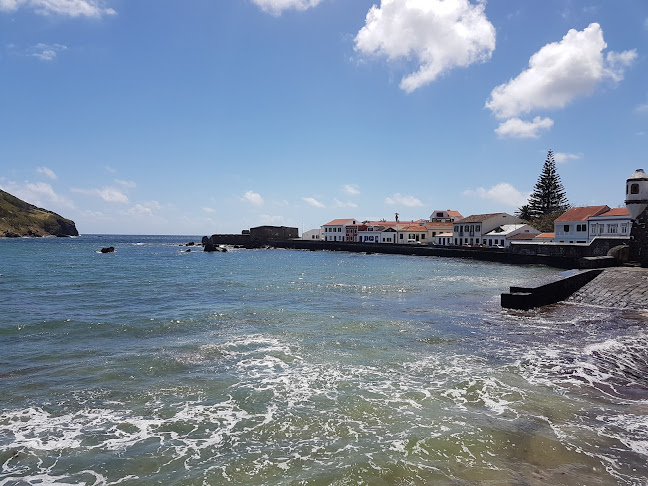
xmin=567 ymin=267 xmax=648 ymax=310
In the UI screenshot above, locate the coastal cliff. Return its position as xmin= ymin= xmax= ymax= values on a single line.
xmin=0 ymin=189 xmax=79 ymax=237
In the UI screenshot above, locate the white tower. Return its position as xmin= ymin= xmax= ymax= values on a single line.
xmin=625 ymin=169 xmax=648 ymax=220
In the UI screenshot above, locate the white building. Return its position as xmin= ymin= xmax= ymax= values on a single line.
xmin=452 ymin=213 xmax=522 ymax=246
xmin=588 ymin=207 xmax=631 ymax=241
xmin=554 ymin=206 xmax=609 ymax=243
xmin=434 ymin=232 xmax=453 ymax=246
xmin=482 ymin=224 xmax=541 ymax=248
xmin=301 ymin=228 xmax=321 ymax=240
xmin=429 ymin=210 xmax=463 ymax=222
xmin=321 ymin=218 xmax=357 ymax=242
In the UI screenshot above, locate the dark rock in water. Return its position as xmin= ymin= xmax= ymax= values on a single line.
xmin=221 ymin=247 xmax=228 ymax=252
xmin=186 ymin=242 xmax=195 ymax=246
xmin=185 ymin=248 xmax=191 ymax=252
xmin=204 ymin=242 xmax=219 ymax=252
xmin=202 ymin=236 xmax=210 ymax=246
xmin=4 ymin=232 xmax=20 ymax=238
xmin=100 ymin=246 xmax=115 ymax=253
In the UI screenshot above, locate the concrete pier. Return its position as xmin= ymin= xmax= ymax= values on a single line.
xmin=567 ymin=267 xmax=648 ymax=310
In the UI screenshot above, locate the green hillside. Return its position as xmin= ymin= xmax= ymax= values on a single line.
xmin=0 ymin=189 xmax=79 ymax=237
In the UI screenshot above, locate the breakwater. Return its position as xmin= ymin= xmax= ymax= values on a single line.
xmin=207 ymin=235 xmax=612 ymax=269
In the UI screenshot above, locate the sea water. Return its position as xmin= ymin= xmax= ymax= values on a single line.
xmin=1 ymin=235 xmax=647 ymax=485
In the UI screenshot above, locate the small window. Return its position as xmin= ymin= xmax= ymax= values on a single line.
xmin=631 ymin=183 xmax=640 ymax=195
xmin=564 ymin=225 xmax=570 ymax=232
xmin=475 ymin=225 xmax=481 ymax=232
xmin=400 ymin=234 xmax=403 ymax=239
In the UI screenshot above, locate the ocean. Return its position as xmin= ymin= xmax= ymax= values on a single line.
xmin=1 ymin=235 xmax=647 ymax=485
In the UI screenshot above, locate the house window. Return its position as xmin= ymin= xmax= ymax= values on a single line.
xmin=464 ymin=225 xmax=470 ymax=232
xmin=608 ymin=224 xmax=618 ymax=234
xmin=475 ymin=225 xmax=480 ymax=232
xmin=621 ymin=223 xmax=628 ymax=234
xmin=631 ymin=183 xmax=640 ymax=194
xmin=563 ymin=225 xmax=570 ymax=232
xmin=421 ymin=234 xmax=425 ymax=240
xmin=400 ymin=234 xmax=403 ymax=240
xmin=576 ymin=224 xmax=586 ymax=232
xmin=454 ymin=226 xmax=459 ymax=232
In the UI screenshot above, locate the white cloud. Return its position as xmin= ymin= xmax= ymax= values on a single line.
xmin=343 ymin=184 xmax=360 ymax=196
xmin=202 ymin=207 xmax=216 ymax=214
xmin=0 ymin=0 xmax=116 ymax=17
xmin=636 ymin=103 xmax=648 ymax=114
xmin=1 ymin=180 xmax=74 ymax=209
xmin=494 ymin=116 xmax=554 ymax=139
xmin=334 ymin=198 xmax=358 ymax=208
xmin=30 ymin=43 xmax=67 ymax=61
xmin=302 ymin=197 xmax=325 ymax=208
xmin=486 ymin=23 xmax=636 ymax=119
xmin=251 ymin=0 xmax=322 ymax=16
xmin=553 ymin=152 xmax=582 ymax=164
xmin=462 ymin=182 xmax=529 ymax=208
xmin=385 ymin=193 xmax=423 ymax=207
xmin=243 ymin=190 xmax=264 ymax=206
xmin=126 ymin=201 xmax=161 ymax=217
xmin=72 ymin=186 xmax=129 ymax=203
xmin=36 ymin=166 xmax=57 ymax=180
xmin=354 ymin=0 xmax=495 ymax=93
xmin=114 ymin=179 xmax=136 ymax=188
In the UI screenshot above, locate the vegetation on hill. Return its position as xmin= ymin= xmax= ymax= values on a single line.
xmin=0 ymin=189 xmax=79 ymax=237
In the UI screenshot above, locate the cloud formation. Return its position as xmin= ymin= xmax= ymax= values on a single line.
xmin=37 ymin=166 xmax=57 ymax=180
xmin=31 ymin=43 xmax=67 ymax=61
xmin=462 ymin=182 xmax=529 ymax=207
xmin=343 ymin=184 xmax=360 ymax=196
xmin=302 ymin=197 xmax=325 ymax=208
xmin=0 ymin=0 xmax=116 ymax=17
xmin=486 ymin=23 xmax=636 ymax=137
xmin=385 ymin=193 xmax=423 ymax=207
xmin=0 ymin=180 xmax=73 ymax=209
xmin=243 ymin=190 xmax=264 ymax=206
xmin=355 ymin=0 xmax=495 ymax=93
xmin=494 ymin=117 xmax=554 ymax=139
xmin=72 ymin=186 xmax=129 ymax=203
xmin=553 ymin=152 xmax=582 ymax=164
xmin=251 ymin=0 xmax=322 ymax=16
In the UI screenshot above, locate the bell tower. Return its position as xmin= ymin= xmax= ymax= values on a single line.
xmin=626 ymin=169 xmax=648 ymax=266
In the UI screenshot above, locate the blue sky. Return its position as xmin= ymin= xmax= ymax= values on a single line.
xmin=1 ymin=0 xmax=646 ymax=235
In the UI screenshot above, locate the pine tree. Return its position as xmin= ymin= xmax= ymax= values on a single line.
xmin=525 ymin=150 xmax=569 ymax=217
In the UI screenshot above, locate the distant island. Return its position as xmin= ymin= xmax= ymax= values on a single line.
xmin=0 ymin=189 xmax=79 ymax=237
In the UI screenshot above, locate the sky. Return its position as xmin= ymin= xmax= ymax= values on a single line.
xmin=1 ymin=0 xmax=647 ymax=235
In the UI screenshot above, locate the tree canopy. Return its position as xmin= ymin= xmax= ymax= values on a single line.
xmin=526 ymin=150 xmax=569 ymax=217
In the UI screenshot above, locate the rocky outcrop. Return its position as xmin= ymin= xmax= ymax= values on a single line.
xmin=100 ymin=246 xmax=115 ymax=253
xmin=0 ymin=189 xmax=79 ymax=237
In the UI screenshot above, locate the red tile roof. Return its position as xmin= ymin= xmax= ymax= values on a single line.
xmin=447 ymin=210 xmax=463 ymax=219
xmin=597 ymin=207 xmax=630 ymax=217
xmin=536 ymin=233 xmax=555 ymax=239
xmin=555 ymin=206 xmax=609 ymax=222
xmin=323 ymin=219 xmax=357 ymax=226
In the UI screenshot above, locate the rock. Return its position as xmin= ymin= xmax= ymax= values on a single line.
xmin=204 ymin=242 xmax=219 ymax=252
xmin=100 ymin=246 xmax=115 ymax=253
xmin=202 ymin=236 xmax=211 ymax=246
xmin=186 ymin=241 xmax=195 ymax=246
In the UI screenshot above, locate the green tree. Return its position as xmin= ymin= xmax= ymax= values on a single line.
xmin=515 ymin=204 xmax=532 ymax=221
xmin=523 ymin=150 xmax=570 ymax=218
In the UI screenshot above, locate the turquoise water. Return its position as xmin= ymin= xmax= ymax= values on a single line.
xmin=1 ymin=235 xmax=647 ymax=485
